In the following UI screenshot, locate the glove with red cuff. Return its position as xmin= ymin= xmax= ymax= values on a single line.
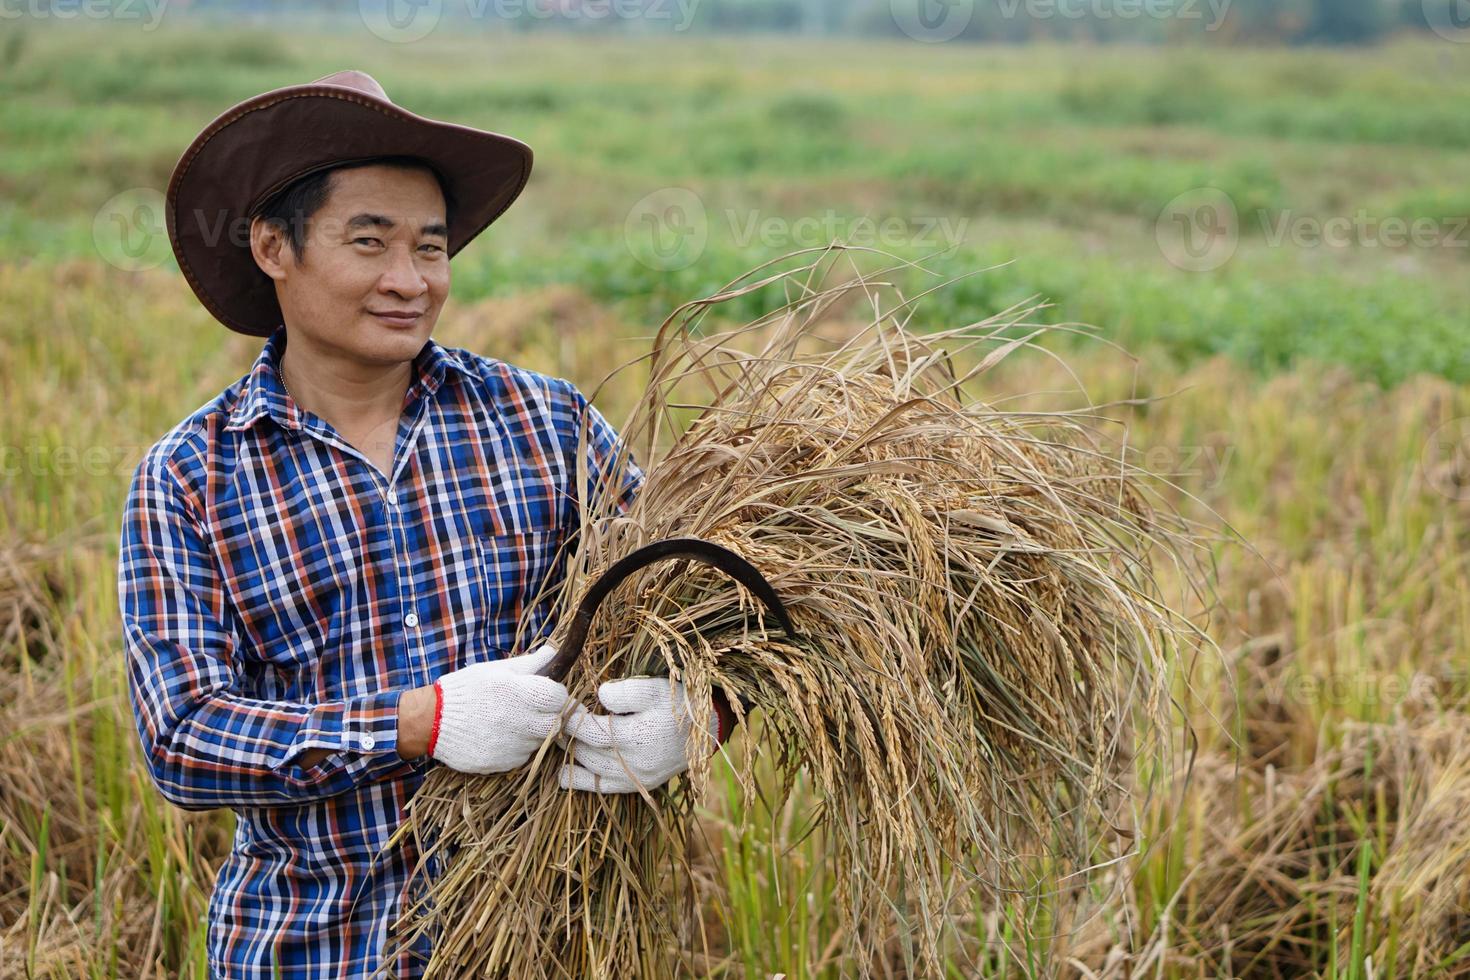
xmin=426 ymin=643 xmax=574 ymax=774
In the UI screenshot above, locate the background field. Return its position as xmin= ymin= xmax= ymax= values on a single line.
xmin=4 ymin=13 xmax=1470 ymax=978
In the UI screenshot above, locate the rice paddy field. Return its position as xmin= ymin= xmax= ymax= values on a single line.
xmin=4 ymin=15 xmax=1470 ymax=978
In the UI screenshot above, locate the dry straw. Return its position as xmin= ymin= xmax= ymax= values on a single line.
xmin=1130 ymin=710 xmax=1470 ymax=977
xmin=388 ymin=244 xmax=1209 ymax=977
xmin=0 ymin=534 xmax=229 ymax=977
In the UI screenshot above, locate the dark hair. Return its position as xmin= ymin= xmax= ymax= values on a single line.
xmin=249 ymin=155 xmax=454 ymax=261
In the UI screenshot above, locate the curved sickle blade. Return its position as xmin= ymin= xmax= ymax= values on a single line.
xmin=536 ymin=537 xmax=798 ymax=683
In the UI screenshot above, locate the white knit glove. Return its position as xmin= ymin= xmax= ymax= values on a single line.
xmin=428 ymin=643 xmax=573 ymax=775
xmin=557 ymin=677 xmax=720 ymax=794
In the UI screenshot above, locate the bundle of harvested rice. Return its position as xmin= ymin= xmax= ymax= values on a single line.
xmin=389 ymin=245 xmax=1206 ymax=977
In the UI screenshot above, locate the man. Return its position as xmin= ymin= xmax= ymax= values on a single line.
xmin=118 ymin=70 xmax=735 ymax=979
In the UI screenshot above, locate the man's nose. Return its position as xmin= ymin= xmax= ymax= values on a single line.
xmin=379 ymin=244 xmax=429 ymax=297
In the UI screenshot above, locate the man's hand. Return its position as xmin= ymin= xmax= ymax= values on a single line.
xmin=418 ymin=643 xmax=575 ymax=774
xmin=557 ymin=677 xmax=723 ymax=794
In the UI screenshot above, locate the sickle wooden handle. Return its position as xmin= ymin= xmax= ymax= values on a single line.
xmin=535 ymin=537 xmax=798 ymax=683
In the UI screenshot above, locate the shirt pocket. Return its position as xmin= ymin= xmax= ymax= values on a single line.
xmin=474 ymin=527 xmax=568 ymax=657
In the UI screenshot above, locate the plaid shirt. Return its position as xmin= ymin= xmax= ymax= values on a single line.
xmin=118 ymin=325 xmax=642 ymax=979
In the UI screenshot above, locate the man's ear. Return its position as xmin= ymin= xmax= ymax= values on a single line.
xmin=249 ymin=216 xmax=294 ymax=283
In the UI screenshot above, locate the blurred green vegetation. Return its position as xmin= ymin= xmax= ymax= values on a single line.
xmin=1 ymin=23 xmax=1467 ymax=387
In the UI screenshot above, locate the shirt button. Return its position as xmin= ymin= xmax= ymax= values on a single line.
xmin=404 ymin=612 xmax=419 ymax=628
xmin=386 ymin=490 xmax=398 ymax=505
xmin=361 ymin=733 xmax=377 ymax=751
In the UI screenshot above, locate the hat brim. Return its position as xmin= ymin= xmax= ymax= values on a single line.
xmin=166 ymin=82 xmax=533 ymax=337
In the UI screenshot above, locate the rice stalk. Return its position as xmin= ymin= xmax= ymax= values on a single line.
xmin=1125 ymin=706 xmax=1470 ymax=978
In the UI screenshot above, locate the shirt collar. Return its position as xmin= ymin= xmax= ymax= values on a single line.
xmin=224 ymin=323 xmax=472 ymax=433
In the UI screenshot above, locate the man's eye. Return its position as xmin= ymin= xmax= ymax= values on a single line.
xmin=354 ymin=237 xmax=383 ymax=246
xmin=420 ymin=244 xmax=445 ymax=254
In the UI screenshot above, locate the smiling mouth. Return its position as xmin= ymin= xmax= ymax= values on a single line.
xmin=370 ymin=311 xmax=423 ymax=325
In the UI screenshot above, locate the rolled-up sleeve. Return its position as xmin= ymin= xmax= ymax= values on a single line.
xmin=118 ymin=457 xmax=409 ymax=811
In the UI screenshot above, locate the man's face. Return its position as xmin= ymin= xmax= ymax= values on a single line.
xmin=254 ymin=163 xmax=450 ymax=367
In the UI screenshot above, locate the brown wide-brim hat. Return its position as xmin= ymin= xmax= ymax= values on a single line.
xmin=166 ymin=69 xmax=533 ymax=337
